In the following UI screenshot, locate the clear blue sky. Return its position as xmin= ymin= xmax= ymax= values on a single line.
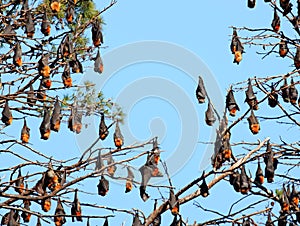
xmin=2 ymin=1 xmax=299 ymax=225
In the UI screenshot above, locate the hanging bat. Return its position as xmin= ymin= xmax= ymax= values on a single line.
xmin=281 ymin=78 xmax=290 ymax=102
xmin=271 ymin=8 xmax=280 ymax=32
xmin=25 ymin=11 xmax=35 ymax=38
xmin=40 ymin=109 xmax=51 ymax=140
xmin=69 ymin=54 xmax=83 ymax=73
xmin=2 ymin=101 xmax=13 ymax=126
xmin=114 ymin=121 xmax=124 ymax=149
xmin=290 ymin=183 xmax=299 ymax=210
xmin=195 ymin=76 xmax=206 ymax=103
xmin=50 ymin=97 xmax=62 ymax=132
xmin=41 ymin=197 xmax=51 ymax=212
xmin=205 ymin=102 xmax=216 ymax=126
xmin=226 ymin=89 xmax=240 ymax=116
xmin=60 ymin=35 xmax=73 ymax=58
xmin=279 ymin=39 xmax=289 ymax=58
xmin=245 ymin=79 xmax=258 ymax=110
xmin=254 ymin=160 xmax=264 ymax=185
xmin=220 ymin=137 xmax=232 ymax=161
xmin=264 ymin=141 xmax=278 ymax=183
xmin=92 ymin=18 xmax=103 ymax=47
xmin=94 ymin=50 xmax=104 ymax=74
xmin=37 ymin=82 xmax=47 ymax=101
xmin=13 ymin=42 xmax=22 ymax=67
xmin=230 ymin=28 xmax=244 ymax=64
xmin=71 ymin=189 xmax=82 ymax=222
xmin=27 ymin=85 xmax=36 ymax=107
xmin=132 ymin=212 xmax=143 ymax=226
xmin=139 ymin=164 xmax=152 ymax=201
xmin=152 ymin=199 xmax=161 ymax=226
xmin=35 ymin=174 xmax=46 ymax=196
xmin=199 ymin=171 xmax=209 ymax=197
xmin=41 ymin=10 xmax=51 ymax=36
xmin=125 ymin=166 xmax=134 ymax=193
xmin=280 ymin=0 xmax=292 ymax=16
xmin=97 ymin=175 xmax=109 ymax=196
xmin=54 ymin=199 xmax=66 ymax=226
xmin=21 ymin=200 xmax=31 ymax=223
xmin=268 ymin=84 xmax=278 ymax=108
xmin=240 ymin=165 xmax=251 ymax=195
xmin=229 ymin=170 xmax=241 ymax=192
xmin=99 ymin=112 xmax=109 ymax=140
xmin=3 ymin=23 xmax=16 ymax=44
xmin=289 ymin=78 xmax=298 ymax=104
xmin=66 ymin=4 xmax=74 ymax=24
xmin=248 ymin=0 xmax=256 ymax=8
xmin=294 ymin=47 xmax=300 ymax=69
xmin=95 ymin=150 xmax=104 ymax=171
xmin=62 ymin=64 xmax=72 ymax=87
xmin=38 ymin=54 xmax=50 ymax=78
xmin=281 ymin=185 xmax=290 ymax=213
xmin=106 ymin=152 xmax=117 ymax=177
xmin=21 ymin=118 xmax=30 ymax=143
xmin=169 ymin=188 xmax=179 ymax=215
xmin=50 ymin=0 xmax=61 ymax=13
xmin=15 ymin=168 xmax=24 ymax=194
xmin=68 ymin=107 xmax=83 ymax=134
xmin=247 ymin=110 xmax=260 ymax=135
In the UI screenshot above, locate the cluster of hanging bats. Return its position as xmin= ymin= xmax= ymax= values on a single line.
xmin=0 ymin=0 xmax=105 ymax=140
